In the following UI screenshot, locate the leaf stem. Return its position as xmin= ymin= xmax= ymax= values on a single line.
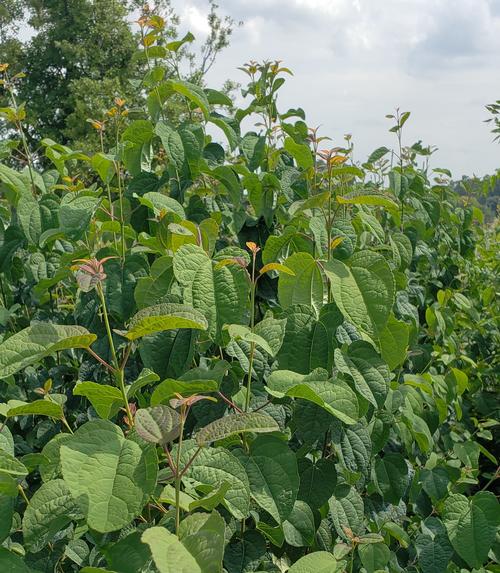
xmin=96 ymin=283 xmax=133 ymax=426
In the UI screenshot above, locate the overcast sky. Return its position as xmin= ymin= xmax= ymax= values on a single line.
xmin=172 ymin=0 xmax=500 ymax=178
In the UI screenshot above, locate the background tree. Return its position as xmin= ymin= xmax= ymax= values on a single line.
xmin=0 ymin=0 xmax=240 ymax=151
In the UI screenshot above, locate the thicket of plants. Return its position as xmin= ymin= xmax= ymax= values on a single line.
xmin=0 ymin=11 xmax=499 ymax=573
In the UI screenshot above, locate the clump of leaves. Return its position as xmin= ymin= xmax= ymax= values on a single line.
xmin=0 ymin=13 xmax=498 ymax=573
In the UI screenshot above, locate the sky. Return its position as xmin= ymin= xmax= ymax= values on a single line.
xmin=171 ymin=0 xmax=500 ymax=178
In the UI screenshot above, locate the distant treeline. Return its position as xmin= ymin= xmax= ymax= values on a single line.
xmin=454 ymin=173 xmax=500 ymax=222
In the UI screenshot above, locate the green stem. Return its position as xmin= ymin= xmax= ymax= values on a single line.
xmin=18 ymin=484 xmax=30 ymax=506
xmin=96 ymin=283 xmax=133 ymax=425
xmin=245 ymin=257 xmax=257 ymax=412
xmin=175 ymin=413 xmax=186 ymax=536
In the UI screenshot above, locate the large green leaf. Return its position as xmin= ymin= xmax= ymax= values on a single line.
xmin=60 ymin=420 xmax=157 ymax=532
xmin=324 ymin=250 xmax=395 ymax=339
xmin=73 ymin=382 xmax=124 ymax=419
xmin=0 ymin=548 xmax=34 ymax=573
xmin=0 ymin=450 xmax=28 ymax=477
xmin=329 ymin=484 xmax=364 ymax=539
xmin=442 ymin=491 xmax=500 ymax=568
xmin=151 ymin=378 xmax=219 ymax=406
xmin=6 ymin=399 xmax=64 ymax=420
xmin=173 ymin=244 xmax=250 ymax=343
xmin=298 ymin=458 xmax=337 ymax=509
xmin=138 ymin=192 xmax=185 ymax=219
xmin=22 ymin=479 xmax=83 ymax=552
xmin=196 ymin=412 xmax=279 ymax=446
xmin=179 ymin=440 xmax=250 ymax=519
xmin=267 ymin=368 xmax=360 ymax=424
xmin=236 ymin=435 xmax=299 ymax=524
xmin=415 ymin=533 xmax=453 ymax=573
xmin=278 ymin=253 xmax=325 ymax=313
xmin=283 ymin=500 xmax=316 ymax=547
xmin=373 ymin=453 xmax=409 ymax=504
xmin=334 ymin=340 xmax=390 ymax=408
xmin=0 ymin=323 xmax=96 ymax=379
xmin=377 ymin=313 xmax=409 ymax=370
xmin=124 ymin=303 xmax=208 ymax=340
xmin=277 ymin=304 xmax=342 ymax=374
xmin=178 ymin=512 xmax=225 ymax=573
xmin=142 ymin=527 xmax=201 ymax=573
xmin=287 ymin=552 xmax=339 ymax=573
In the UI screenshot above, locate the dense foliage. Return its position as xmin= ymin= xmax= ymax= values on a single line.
xmin=0 ymin=12 xmax=499 ymax=573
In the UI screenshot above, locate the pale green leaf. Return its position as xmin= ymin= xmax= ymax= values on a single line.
xmin=324 ymin=250 xmax=395 ymax=339
xmin=60 ymin=420 xmax=157 ymax=532
xmin=196 ymin=412 xmax=279 ymax=446
xmin=267 ymin=368 xmax=360 ymax=425
xmin=278 ymin=252 xmax=325 ymax=313
xmin=0 ymin=323 xmax=96 ymax=379
xmin=124 ymin=303 xmax=208 ymax=340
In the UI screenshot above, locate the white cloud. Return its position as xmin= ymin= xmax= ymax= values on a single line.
xmin=173 ymin=0 xmax=500 ymax=176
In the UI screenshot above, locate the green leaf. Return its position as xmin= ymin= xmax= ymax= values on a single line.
xmin=134 ymin=405 xmax=181 ymax=445
xmin=283 ymin=500 xmax=316 ymax=547
xmin=59 ymin=194 xmax=99 ymax=240
xmin=179 ymin=440 xmax=250 ymax=519
xmin=0 ymin=323 xmax=96 ymax=379
xmin=0 ymin=496 xmax=14 ymax=543
xmin=126 ymin=368 xmax=160 ymax=399
xmin=324 ymin=250 xmax=395 ymax=339
xmin=225 ymin=319 xmax=286 ymax=357
xmin=287 ymin=552 xmax=339 ymax=573
xmin=329 ymin=484 xmax=364 ymax=539
xmin=60 ymin=420 xmax=157 ymax=532
xmin=124 ymin=303 xmax=208 ymax=340
xmin=104 ymin=531 xmax=152 ymax=573
xmin=0 ymin=425 xmax=14 ymax=454
xmin=22 ymin=479 xmax=83 ymax=552
xmin=17 ymin=194 xmax=42 ymax=245
xmin=0 ymin=450 xmax=28 ymax=477
xmin=420 ymin=467 xmax=450 ymax=502
xmin=236 ymin=435 xmax=299 ymax=524
xmin=134 ymin=256 xmax=174 ymax=310
xmin=298 ymin=458 xmax=337 ymax=509
xmin=267 ymin=368 xmax=360 ymax=425
xmin=415 ymin=533 xmax=453 ymax=573
xmin=151 ymin=378 xmax=219 ymax=406
xmin=337 ymin=189 xmax=398 ymax=211
xmin=442 ymin=491 xmax=500 ymax=568
xmin=142 ymin=526 xmax=201 ymax=573
xmin=278 ymin=253 xmax=325 ymax=313
xmin=196 ymin=412 xmax=279 ymax=446
xmin=358 ymin=543 xmax=391 ymax=573
xmin=138 ymin=191 xmax=186 ymax=219
xmin=155 ymin=121 xmax=185 ymax=170
xmin=178 ymin=512 xmax=225 ymax=573
xmin=284 ymin=137 xmax=313 ymax=170
xmin=224 ymin=530 xmax=266 ymax=573
xmin=73 ymin=382 xmax=124 ymax=419
xmin=166 ymin=79 xmax=210 ymax=118
xmin=334 ymin=341 xmax=390 ymax=408
xmin=173 ymin=244 xmax=250 ymax=343
xmin=373 ymin=454 xmax=409 ymax=504
xmin=335 ymin=422 xmax=372 ymax=474
xmin=377 ymin=314 xmax=409 ymax=370
xmin=0 ymin=548 xmax=34 ymax=573
xmin=277 ymin=304 xmax=343 ymax=374
xmin=6 ymin=399 xmax=64 ymax=420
